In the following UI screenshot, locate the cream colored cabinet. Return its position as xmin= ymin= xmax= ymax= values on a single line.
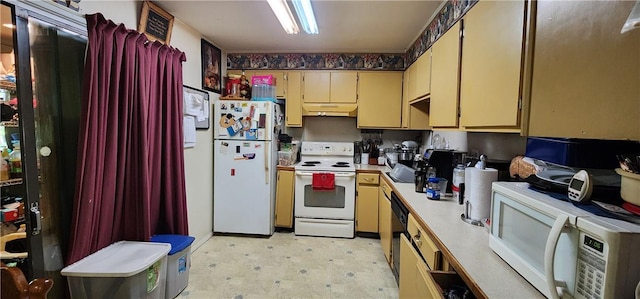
xmin=302 ymin=71 xmax=358 ymax=103
xmin=430 ymin=22 xmax=461 ymax=128
xmin=378 ymin=178 xmax=392 ymax=265
xmin=402 ymin=57 xmax=431 ymax=130
xmin=400 ymin=233 xmax=442 ymax=299
xmin=459 ymin=0 xmax=525 ymax=130
xmin=285 ymin=71 xmax=303 ymax=127
xmin=275 ymin=169 xmax=294 ymax=228
xmin=407 ymin=52 xmax=431 ymax=102
xmin=357 ymin=72 xmax=403 ymax=128
xmin=356 ymin=173 xmax=380 ymax=233
xmin=399 ymin=214 xmax=466 ymax=299
xmin=413 ymin=52 xmax=431 ymax=101
xmin=399 ymin=233 xmax=420 ymax=299
xmin=525 ymin=0 xmax=640 ymax=140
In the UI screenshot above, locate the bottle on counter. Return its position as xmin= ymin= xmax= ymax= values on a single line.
xmin=452 ymin=164 xmax=465 ymax=202
xmin=377 ymin=149 xmax=385 ymax=166
xmin=9 ymin=143 xmax=21 ymax=179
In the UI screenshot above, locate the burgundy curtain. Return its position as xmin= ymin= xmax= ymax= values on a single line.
xmin=67 ymin=13 xmax=188 ymax=265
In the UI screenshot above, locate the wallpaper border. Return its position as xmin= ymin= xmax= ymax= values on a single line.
xmin=227 ymin=0 xmax=478 ymax=71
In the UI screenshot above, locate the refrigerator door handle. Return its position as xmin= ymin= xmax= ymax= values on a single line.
xmin=264 ymin=143 xmax=269 ymax=184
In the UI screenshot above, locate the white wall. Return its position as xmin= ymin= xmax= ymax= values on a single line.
xmin=80 ymin=1 xmax=214 ymax=249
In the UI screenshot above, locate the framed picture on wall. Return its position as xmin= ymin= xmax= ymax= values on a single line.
xmin=138 ymin=1 xmax=174 ymax=44
xmin=201 ymin=39 xmax=221 ymax=94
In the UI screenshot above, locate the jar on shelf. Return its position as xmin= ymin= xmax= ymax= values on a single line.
xmin=9 ymin=143 xmax=21 ymax=179
xmin=1 ymin=146 xmax=9 ymax=180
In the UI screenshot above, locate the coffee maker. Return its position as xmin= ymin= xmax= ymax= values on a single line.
xmin=423 ymin=149 xmax=466 ymax=193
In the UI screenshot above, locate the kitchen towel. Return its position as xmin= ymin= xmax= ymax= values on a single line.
xmin=463 ymin=167 xmax=498 ymax=221
xmin=312 ymin=173 xmax=335 ymax=190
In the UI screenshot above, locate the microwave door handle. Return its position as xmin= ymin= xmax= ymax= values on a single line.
xmin=544 ymin=214 xmax=569 ymax=299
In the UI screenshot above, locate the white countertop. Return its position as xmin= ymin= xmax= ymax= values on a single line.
xmin=357 ymin=167 xmax=545 ymax=298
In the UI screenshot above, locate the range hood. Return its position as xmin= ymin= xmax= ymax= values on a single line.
xmin=302 ymin=103 xmax=358 ymax=117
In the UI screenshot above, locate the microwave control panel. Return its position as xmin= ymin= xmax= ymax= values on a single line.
xmin=575 ymin=233 xmax=607 ymax=299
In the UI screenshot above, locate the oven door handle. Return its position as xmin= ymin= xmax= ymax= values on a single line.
xmin=295 ymin=171 xmax=355 ymax=178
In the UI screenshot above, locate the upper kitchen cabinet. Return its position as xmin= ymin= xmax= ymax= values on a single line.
xmin=524 ymin=0 xmax=640 ymax=140
xmin=459 ymin=0 xmax=526 ymax=131
xmin=302 ymin=71 xmax=358 ymax=103
xmin=407 ymin=51 xmax=431 ymax=103
xmin=402 ymin=57 xmax=431 ymax=130
xmin=357 ymin=72 xmax=403 ymax=128
xmin=285 ymin=71 xmax=302 ymax=127
xmin=430 ymin=22 xmax=462 ymax=128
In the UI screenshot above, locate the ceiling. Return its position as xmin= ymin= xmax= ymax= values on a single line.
xmin=155 ymin=0 xmax=444 ymax=54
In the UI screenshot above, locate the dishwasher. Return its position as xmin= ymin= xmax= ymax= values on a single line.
xmin=390 ymin=191 xmax=408 ymax=284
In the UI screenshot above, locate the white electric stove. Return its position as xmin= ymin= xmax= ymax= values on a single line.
xmin=294 ymin=142 xmax=356 ymax=238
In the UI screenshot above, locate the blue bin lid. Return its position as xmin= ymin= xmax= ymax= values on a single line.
xmin=150 ymin=234 xmax=195 ymax=255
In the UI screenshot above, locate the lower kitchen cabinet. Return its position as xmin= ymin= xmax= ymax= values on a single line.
xmin=275 ymin=169 xmax=294 ymax=228
xmin=400 ymin=216 xmax=466 ymax=299
xmin=356 ymin=173 xmax=380 ymax=233
xmin=378 ymin=179 xmax=392 ymax=264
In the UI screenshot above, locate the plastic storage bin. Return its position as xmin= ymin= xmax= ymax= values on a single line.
xmin=61 ymin=241 xmax=170 ymax=299
xmin=525 ymin=137 xmax=640 ymax=169
xmin=150 ymin=234 xmax=195 ymax=299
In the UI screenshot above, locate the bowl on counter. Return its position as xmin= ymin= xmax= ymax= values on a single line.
xmin=615 ymin=168 xmax=640 ymax=206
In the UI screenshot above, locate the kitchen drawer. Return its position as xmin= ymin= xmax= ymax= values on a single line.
xmin=408 ymin=213 xmax=441 ymax=271
xmin=358 ymin=173 xmax=379 ymax=185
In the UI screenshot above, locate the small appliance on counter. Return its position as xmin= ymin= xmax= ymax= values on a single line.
xmin=398 ymin=140 xmax=419 ymax=168
xmin=423 ymin=149 xmax=466 ymax=193
xmin=490 ymin=182 xmax=640 ymax=299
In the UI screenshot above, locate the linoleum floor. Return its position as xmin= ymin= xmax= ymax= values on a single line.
xmin=179 ymin=231 xmax=399 ymax=299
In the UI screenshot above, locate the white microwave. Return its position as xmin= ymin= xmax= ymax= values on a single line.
xmin=489 ymin=182 xmax=640 ymax=299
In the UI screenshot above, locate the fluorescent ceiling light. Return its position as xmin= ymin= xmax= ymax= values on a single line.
xmin=268 ymin=0 xmax=300 ymax=34
xmin=292 ymin=0 xmax=319 ymax=34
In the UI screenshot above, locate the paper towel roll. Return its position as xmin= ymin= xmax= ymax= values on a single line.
xmin=463 ymin=167 xmax=498 ymax=221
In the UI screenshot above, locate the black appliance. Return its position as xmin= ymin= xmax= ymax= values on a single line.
xmin=390 ymin=191 xmax=408 ymax=284
xmin=423 ymin=149 xmax=466 ymax=193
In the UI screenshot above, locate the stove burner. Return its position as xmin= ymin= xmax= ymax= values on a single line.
xmin=300 ymin=163 xmax=317 ymax=167
xmin=335 ymin=162 xmax=349 ymax=165
xmin=303 ymin=161 xmax=321 ymax=164
xmin=332 ymin=164 xmax=350 ymax=168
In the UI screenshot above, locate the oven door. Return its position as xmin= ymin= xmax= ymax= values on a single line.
xmin=294 ymin=170 xmax=356 ymax=220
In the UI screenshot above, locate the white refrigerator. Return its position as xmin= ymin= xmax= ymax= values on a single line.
xmin=213 ymin=100 xmax=283 ymax=235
